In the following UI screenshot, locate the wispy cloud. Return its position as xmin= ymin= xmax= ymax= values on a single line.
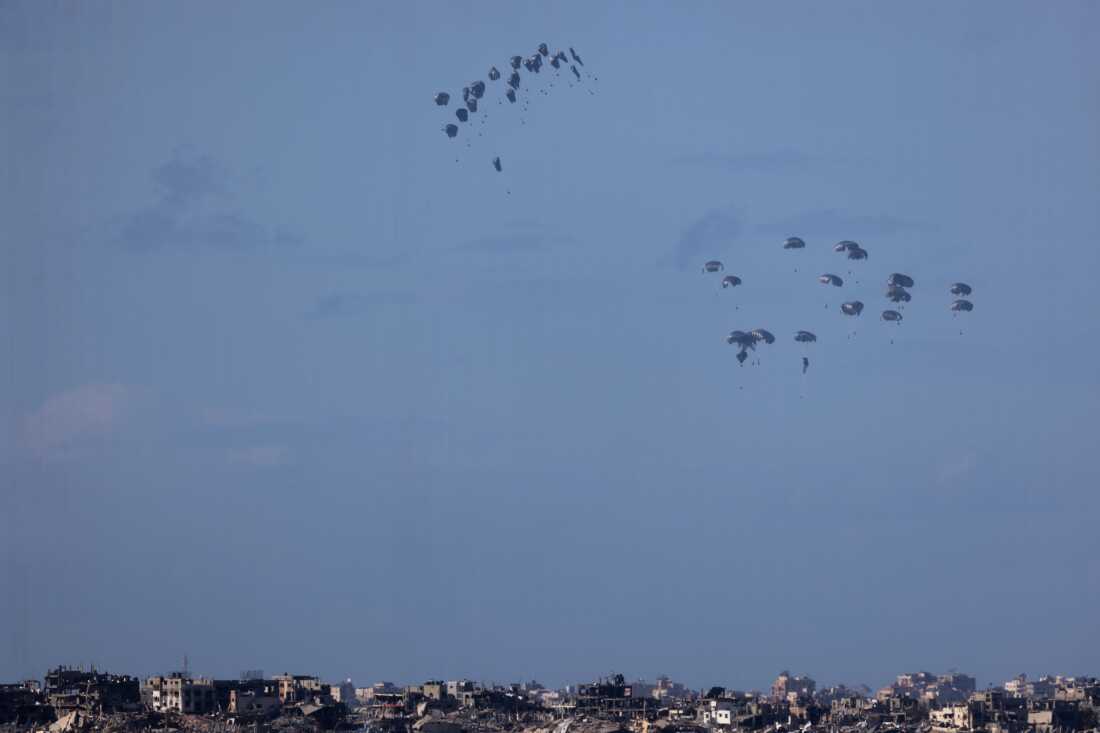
xmin=674 ymin=149 xmax=812 ymax=172
xmin=307 ymin=291 xmax=417 ymax=319
xmin=117 ymin=148 xmax=302 ymax=252
xmin=667 ymin=207 xmax=741 ymax=270
xmin=757 ymin=208 xmax=923 ymax=238
xmin=21 ymin=384 xmax=138 ymax=461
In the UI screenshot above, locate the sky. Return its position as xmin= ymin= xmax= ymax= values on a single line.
xmin=2 ymin=1 xmax=1098 ymax=693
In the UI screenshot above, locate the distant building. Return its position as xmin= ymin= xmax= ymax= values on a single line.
xmin=1005 ymin=674 xmax=1056 ymax=699
xmin=272 ymin=674 xmax=327 ymax=705
xmin=45 ymin=667 xmax=141 ymax=715
xmin=421 ymin=681 xmax=446 ymax=701
xmin=145 ymin=674 xmax=216 ymax=714
xmin=228 ymin=689 xmax=281 ymax=717
xmin=772 ymin=672 xmax=815 ymax=701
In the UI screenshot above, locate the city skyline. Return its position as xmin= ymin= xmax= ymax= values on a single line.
xmin=3 ymin=0 xmax=1098 ymax=696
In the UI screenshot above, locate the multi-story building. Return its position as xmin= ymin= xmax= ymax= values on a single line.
xmin=145 ymin=674 xmax=216 ymax=714
xmin=228 ymin=689 xmax=281 ymax=717
xmin=45 ymin=667 xmax=141 ymax=715
xmin=772 ymin=672 xmax=815 ymax=701
xmin=272 ymin=674 xmax=326 ymax=705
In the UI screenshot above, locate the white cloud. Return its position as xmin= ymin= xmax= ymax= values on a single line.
xmin=22 ymin=383 xmax=137 ymax=461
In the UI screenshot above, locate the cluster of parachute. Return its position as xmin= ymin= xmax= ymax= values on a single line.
xmin=434 ymin=42 xmax=591 ymax=173
xmin=703 ymin=238 xmax=975 ymax=375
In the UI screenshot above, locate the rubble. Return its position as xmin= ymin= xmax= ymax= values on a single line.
xmin=1 ymin=668 xmax=1097 ymax=733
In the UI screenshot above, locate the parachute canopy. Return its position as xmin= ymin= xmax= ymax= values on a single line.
xmin=841 ymin=301 xmax=864 ymax=316
xmin=951 ymin=299 xmax=974 ymax=312
xmin=434 ymin=92 xmax=450 ymax=106
xmin=950 ymin=282 xmax=973 ymax=296
xmin=721 ymin=275 xmax=742 ymax=288
xmin=847 ymin=246 xmax=869 ymax=261
xmin=469 ymin=80 xmax=486 ymax=99
xmin=819 ymin=273 xmax=844 ymax=287
xmin=492 ymin=156 xmax=502 ymax=172
xmin=702 ymin=260 xmax=724 ymax=273
xmin=794 ymin=330 xmax=817 ymax=343
xmin=455 ymin=108 xmax=469 ymax=123
xmin=727 ymin=330 xmax=755 ymax=349
xmin=510 ymin=56 xmax=523 ymax=70
xmin=443 ymin=124 xmax=458 ymax=138
xmin=488 ymin=66 xmax=500 ymax=81
xmin=887 ymin=273 xmax=914 ymax=288
xmin=834 ymin=240 xmax=858 ymax=253
xmin=783 ymin=236 xmax=806 ymax=250
xmin=751 ymin=329 xmax=775 ymax=345
xmin=885 ymin=285 xmax=911 ymax=303
xmin=882 ymin=310 xmax=903 ymax=322
xmin=570 ymin=46 xmax=584 ymax=65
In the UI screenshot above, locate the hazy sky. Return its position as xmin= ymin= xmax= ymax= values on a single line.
xmin=2 ymin=1 xmax=1098 ymax=692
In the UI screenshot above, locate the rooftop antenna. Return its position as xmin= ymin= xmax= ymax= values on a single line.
xmin=183 ymin=654 xmax=190 ymax=678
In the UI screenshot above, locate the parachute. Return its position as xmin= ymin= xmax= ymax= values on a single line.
xmin=510 ymin=56 xmax=523 ymax=70
xmin=727 ymin=331 xmax=755 ymax=349
xmin=721 ymin=275 xmax=742 ymax=288
xmin=783 ymin=236 xmax=806 ymax=249
xmin=702 ymin=260 xmax=724 ymax=273
xmin=846 ymin=246 xmax=869 ymax=261
xmin=488 ymin=66 xmax=500 ymax=81
xmin=466 ymin=97 xmax=478 ymax=113
xmin=881 ymin=310 xmax=903 ymax=322
xmin=885 ymin=285 xmax=911 ymax=304
xmin=887 ymin=273 xmax=914 ymax=288
xmin=455 ymin=108 xmax=469 ymax=123
xmin=751 ymin=329 xmax=775 ymax=345
xmin=818 ymin=273 xmax=844 ymax=287
xmin=538 ymin=43 xmax=549 ymax=57
xmin=505 ymin=88 xmax=517 ymax=103
xmin=434 ymin=92 xmax=450 ymax=106
xmin=492 ymin=156 xmax=502 ymax=172
xmin=571 ymin=65 xmax=581 ymax=80
xmin=508 ymin=71 xmax=521 ymax=89
xmin=834 ymin=240 xmax=858 ymax=253
xmin=950 ymin=299 xmax=974 ymax=312
xmin=950 ymin=282 xmax=972 ymax=296
xmin=794 ymin=331 xmax=817 ymax=343
xmin=570 ymin=46 xmax=584 ymax=65
xmin=443 ymin=124 xmax=458 ymax=138
xmin=841 ymin=301 xmax=864 ymax=316
xmin=469 ymin=80 xmax=486 ymax=99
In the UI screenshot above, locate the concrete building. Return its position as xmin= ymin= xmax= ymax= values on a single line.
xmin=228 ymin=689 xmax=281 ymax=717
xmin=145 ymin=674 xmax=216 ymax=714
xmin=45 ymin=667 xmax=141 ymax=715
xmin=272 ymin=674 xmax=325 ymax=705
xmin=772 ymin=672 xmax=816 ymax=701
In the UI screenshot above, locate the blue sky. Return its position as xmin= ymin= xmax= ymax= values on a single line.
xmin=2 ymin=1 xmax=1098 ymax=691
